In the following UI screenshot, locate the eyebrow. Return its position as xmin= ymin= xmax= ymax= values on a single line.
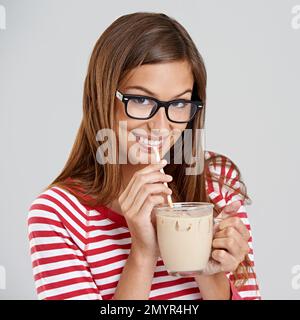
xmin=124 ymin=85 xmax=192 ymax=99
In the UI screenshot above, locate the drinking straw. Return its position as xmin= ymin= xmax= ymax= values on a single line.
xmin=153 ymin=147 xmax=174 ymax=208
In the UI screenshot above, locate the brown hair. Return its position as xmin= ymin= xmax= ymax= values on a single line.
xmin=45 ymin=12 xmax=253 ymax=288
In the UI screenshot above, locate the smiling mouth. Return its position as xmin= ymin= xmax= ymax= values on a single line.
xmin=133 ymin=133 xmax=167 ymax=151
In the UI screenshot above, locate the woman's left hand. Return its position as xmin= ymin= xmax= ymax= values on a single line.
xmin=202 ymin=201 xmax=251 ymax=275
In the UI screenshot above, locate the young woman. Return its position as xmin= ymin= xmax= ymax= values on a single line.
xmin=27 ymin=12 xmax=260 ymax=300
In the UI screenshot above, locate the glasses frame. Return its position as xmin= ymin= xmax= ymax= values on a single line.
xmin=115 ymin=90 xmax=203 ymax=124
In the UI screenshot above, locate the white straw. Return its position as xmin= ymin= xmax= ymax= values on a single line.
xmin=153 ymin=147 xmax=174 ymax=208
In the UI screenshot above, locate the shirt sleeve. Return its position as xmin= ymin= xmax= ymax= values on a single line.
xmin=227 ymin=204 xmax=261 ymax=300
xmin=206 ymin=152 xmax=261 ymax=300
xmin=27 ymin=193 xmax=102 ymax=300
xmin=229 ymin=279 xmax=243 ymax=300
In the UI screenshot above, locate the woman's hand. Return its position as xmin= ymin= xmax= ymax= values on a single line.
xmin=202 ymin=201 xmax=251 ymax=275
xmin=118 ymin=160 xmax=173 ymax=260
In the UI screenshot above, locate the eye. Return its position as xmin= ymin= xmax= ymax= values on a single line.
xmin=131 ymin=97 xmax=150 ymax=105
xmin=170 ymin=101 xmax=186 ymax=108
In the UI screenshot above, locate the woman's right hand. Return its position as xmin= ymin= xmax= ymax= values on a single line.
xmin=118 ymin=159 xmax=173 ymax=260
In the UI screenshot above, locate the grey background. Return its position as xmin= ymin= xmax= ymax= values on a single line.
xmin=0 ymin=0 xmax=299 ymax=299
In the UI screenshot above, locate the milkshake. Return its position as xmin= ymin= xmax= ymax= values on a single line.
xmin=154 ymin=202 xmax=214 ymax=277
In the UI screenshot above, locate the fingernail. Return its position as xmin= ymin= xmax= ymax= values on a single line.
xmin=161 ymin=159 xmax=167 ymax=165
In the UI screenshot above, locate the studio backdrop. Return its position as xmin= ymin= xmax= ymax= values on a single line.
xmin=0 ymin=0 xmax=300 ymax=299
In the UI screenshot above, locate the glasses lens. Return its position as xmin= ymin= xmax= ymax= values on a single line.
xmin=168 ymin=102 xmax=198 ymax=122
xmin=127 ymin=97 xmax=157 ymax=119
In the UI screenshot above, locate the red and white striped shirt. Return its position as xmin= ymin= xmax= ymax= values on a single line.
xmin=27 ymin=151 xmax=261 ymax=300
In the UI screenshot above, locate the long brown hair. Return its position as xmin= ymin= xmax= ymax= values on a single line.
xmin=45 ymin=12 xmax=253 ymax=288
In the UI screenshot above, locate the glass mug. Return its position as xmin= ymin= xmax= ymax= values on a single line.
xmin=154 ymin=202 xmax=214 ymax=277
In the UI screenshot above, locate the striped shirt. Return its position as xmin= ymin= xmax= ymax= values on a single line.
xmin=27 ymin=151 xmax=261 ymax=300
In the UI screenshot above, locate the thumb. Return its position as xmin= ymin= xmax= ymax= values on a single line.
xmin=214 ymin=200 xmax=242 ymax=223
xmin=223 ymin=200 xmax=242 ymax=214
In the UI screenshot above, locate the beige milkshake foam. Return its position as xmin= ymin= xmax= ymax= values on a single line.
xmin=154 ymin=202 xmax=214 ymax=277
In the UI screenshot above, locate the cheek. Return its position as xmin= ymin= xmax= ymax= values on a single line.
xmin=115 ymin=115 xmax=143 ymax=147
xmin=115 ymin=101 xmax=144 ymax=132
xmin=171 ymin=124 xmax=187 ymax=143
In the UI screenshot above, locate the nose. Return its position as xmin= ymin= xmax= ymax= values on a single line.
xmin=148 ymin=107 xmax=170 ymax=130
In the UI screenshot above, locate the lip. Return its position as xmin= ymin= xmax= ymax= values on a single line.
xmin=133 ymin=133 xmax=166 ymax=152
xmin=133 ymin=132 xmax=169 ymax=142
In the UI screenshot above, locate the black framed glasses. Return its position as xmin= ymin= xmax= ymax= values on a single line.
xmin=115 ymin=90 xmax=203 ymax=124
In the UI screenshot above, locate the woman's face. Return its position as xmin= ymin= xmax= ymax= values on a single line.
xmin=116 ymin=60 xmax=194 ymax=164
